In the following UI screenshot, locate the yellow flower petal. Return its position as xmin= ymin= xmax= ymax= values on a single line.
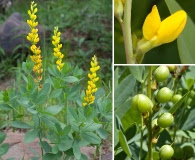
xmin=154 ymin=10 xmax=187 ymax=46
xmin=143 ymin=5 xmax=161 ymax=40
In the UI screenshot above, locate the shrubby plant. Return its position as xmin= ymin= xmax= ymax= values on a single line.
xmin=114 ymin=66 xmax=195 ymax=160
xmin=0 ymin=1 xmax=111 ymax=159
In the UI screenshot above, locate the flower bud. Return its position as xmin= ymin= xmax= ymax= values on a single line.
xmin=114 ymin=0 xmax=123 ymax=21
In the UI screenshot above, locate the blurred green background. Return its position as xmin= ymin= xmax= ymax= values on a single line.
xmin=0 ymin=0 xmax=112 ymax=83
xmin=114 ymin=0 xmax=195 ymax=64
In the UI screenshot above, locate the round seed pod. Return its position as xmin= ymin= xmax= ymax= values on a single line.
xmin=154 ymin=66 xmax=170 ymax=82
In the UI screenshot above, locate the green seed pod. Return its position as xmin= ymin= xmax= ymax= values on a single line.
xmin=167 ymin=66 xmax=177 ymax=72
xmin=131 ymin=94 xmax=153 ymax=113
xmin=159 ymin=145 xmax=174 ymax=160
xmin=154 ymin=66 xmax=170 ymax=82
xmin=172 ymin=94 xmax=182 ymax=104
xmin=157 ymin=87 xmax=173 ymax=103
xmin=157 ymin=112 xmax=173 ymax=128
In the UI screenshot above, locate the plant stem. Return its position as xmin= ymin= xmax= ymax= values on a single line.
xmin=140 ymin=115 xmax=143 ymax=160
xmin=140 ymin=81 xmax=145 ymax=160
xmin=37 ymin=113 xmax=44 ymax=157
xmin=120 ymin=0 xmax=135 ymax=64
xmin=147 ymin=67 xmax=153 ymax=160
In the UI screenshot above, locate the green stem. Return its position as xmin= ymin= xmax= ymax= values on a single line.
xmin=37 ymin=113 xmax=43 ymax=157
xmin=140 ymin=115 xmax=143 ymax=160
xmin=120 ymin=0 xmax=135 ymax=64
xmin=140 ymin=81 xmax=145 ymax=160
xmin=147 ymin=67 xmax=153 ymax=160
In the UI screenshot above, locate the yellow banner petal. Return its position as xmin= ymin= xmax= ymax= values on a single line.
xmin=143 ymin=5 xmax=161 ymax=40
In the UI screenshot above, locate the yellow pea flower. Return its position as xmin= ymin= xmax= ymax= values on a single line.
xmin=136 ymin=5 xmax=187 ymax=60
xmin=143 ymin=5 xmax=187 ymax=47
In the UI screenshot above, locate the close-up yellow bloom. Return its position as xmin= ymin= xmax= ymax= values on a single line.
xmin=82 ymin=55 xmax=100 ymax=107
xmin=142 ymin=5 xmax=187 ymax=47
xmin=52 ymin=26 xmax=64 ymax=71
xmin=26 ymin=1 xmax=43 ymax=83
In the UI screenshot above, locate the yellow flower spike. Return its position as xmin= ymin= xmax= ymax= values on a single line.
xmin=52 ymin=26 xmax=64 ymax=71
xmin=143 ymin=5 xmax=161 ymax=41
xmin=83 ymin=55 xmax=100 ymax=106
xmin=27 ymin=1 xmax=42 ymax=85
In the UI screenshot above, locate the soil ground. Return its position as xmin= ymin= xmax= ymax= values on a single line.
xmin=1 ymin=130 xmax=112 ymax=160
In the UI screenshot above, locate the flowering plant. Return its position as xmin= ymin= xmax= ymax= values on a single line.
xmin=0 ymin=1 xmax=111 ymax=159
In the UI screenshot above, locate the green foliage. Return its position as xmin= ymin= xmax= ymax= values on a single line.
xmin=0 ymin=0 xmax=111 ymax=83
xmin=0 ymin=132 xmax=9 ymax=156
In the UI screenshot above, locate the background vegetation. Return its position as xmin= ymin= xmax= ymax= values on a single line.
xmin=0 ymin=0 xmax=112 ymax=83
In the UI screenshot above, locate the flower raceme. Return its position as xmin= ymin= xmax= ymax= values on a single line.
xmin=83 ymin=55 xmax=100 ymax=107
xmin=52 ymin=27 xmax=64 ymax=71
xmin=26 ymin=1 xmax=43 ymax=83
xmin=137 ymin=5 xmax=187 ymax=54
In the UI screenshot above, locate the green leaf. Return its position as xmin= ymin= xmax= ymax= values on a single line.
xmin=181 ymin=107 xmax=195 ymax=130
xmin=42 ymin=153 xmax=56 ymax=160
xmin=185 ymin=78 xmax=194 ymax=90
xmin=114 ymin=67 xmax=119 ymax=89
xmin=0 ymin=104 xmax=12 ymax=111
xmin=58 ymin=140 xmax=73 ymax=151
xmin=44 ymin=105 xmax=63 ymax=115
xmin=114 ymin=75 xmax=136 ymax=109
xmin=63 ymin=76 xmax=79 ymax=83
xmin=96 ymin=128 xmax=108 ymax=140
xmin=41 ymin=114 xmax=61 ymax=128
xmin=10 ymin=121 xmax=32 ymax=129
xmin=129 ymin=66 xmax=144 ymax=83
xmin=0 ymin=132 xmax=6 ymax=144
xmin=118 ymin=130 xmax=131 ymax=158
xmin=39 ymin=83 xmax=51 ymax=96
xmin=80 ymin=154 xmax=88 ymax=160
xmin=0 ymin=143 xmax=9 ymax=156
xmin=81 ymin=132 xmax=101 ymax=145
xmin=50 ymin=89 xmax=63 ymax=98
xmin=40 ymin=141 xmax=51 ymax=153
xmin=67 ymin=106 xmax=79 ymax=122
xmin=81 ymin=122 xmax=102 ymax=132
xmin=24 ymin=129 xmax=38 ymax=143
xmin=121 ymin=105 xmax=141 ymax=131
xmin=169 ymin=92 xmax=189 ymax=114
xmin=124 ymin=123 xmax=137 ymax=141
xmin=73 ymin=141 xmax=81 ymax=160
xmin=165 ymin=0 xmax=195 ymax=63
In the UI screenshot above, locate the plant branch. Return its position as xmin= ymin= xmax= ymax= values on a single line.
xmin=147 ymin=66 xmax=153 ymax=160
